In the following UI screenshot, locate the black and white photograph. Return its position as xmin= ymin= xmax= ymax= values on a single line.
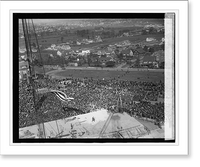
xmin=13 ymin=13 xmax=175 ymax=142
xmin=0 ymin=0 xmax=190 ymax=157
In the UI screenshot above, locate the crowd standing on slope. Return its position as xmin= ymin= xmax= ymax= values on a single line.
xmin=19 ymin=77 xmax=164 ymax=128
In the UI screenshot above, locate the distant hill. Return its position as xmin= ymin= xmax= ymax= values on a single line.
xmin=21 ymin=19 xmax=164 ymax=28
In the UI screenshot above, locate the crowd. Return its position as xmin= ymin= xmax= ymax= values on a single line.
xmin=19 ymin=76 xmax=164 ymax=128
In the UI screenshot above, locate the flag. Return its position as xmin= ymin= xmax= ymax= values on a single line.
xmin=50 ymin=90 xmax=74 ymax=102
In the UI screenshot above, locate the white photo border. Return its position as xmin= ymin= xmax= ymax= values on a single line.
xmin=1 ymin=2 xmax=188 ymax=155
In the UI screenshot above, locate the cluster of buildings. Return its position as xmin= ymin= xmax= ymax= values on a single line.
xmin=119 ymin=30 xmax=142 ymax=37
xmin=143 ymin=24 xmax=164 ymax=34
xmin=18 ymin=36 xmax=165 ymax=76
xmin=44 ymin=36 xmax=102 ymax=52
xmin=76 ymin=36 xmax=103 ymax=45
xmin=63 ymin=38 xmax=165 ymax=68
xmin=45 ymin=44 xmax=71 ymax=51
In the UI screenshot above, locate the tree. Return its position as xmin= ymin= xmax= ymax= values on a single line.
xmin=32 ymin=42 xmax=36 ymax=48
xmin=117 ymin=53 xmax=124 ymax=61
xmin=94 ymin=61 xmax=101 ymax=67
xmin=149 ymin=27 xmax=155 ymax=34
xmin=149 ymin=47 xmax=155 ymax=53
xmin=142 ymin=29 xmax=147 ymax=35
xmin=143 ymin=45 xmax=148 ymax=52
xmin=106 ymin=61 xmax=115 ymax=67
xmin=160 ymin=44 xmax=164 ymax=50
xmin=135 ymin=57 xmax=140 ymax=67
xmin=47 ymin=56 xmax=53 ymax=65
xmin=87 ymin=57 xmax=92 ymax=66
xmin=61 ymin=37 xmax=64 ymax=43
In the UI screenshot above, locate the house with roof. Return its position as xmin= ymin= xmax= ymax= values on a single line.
xmin=107 ymin=45 xmax=116 ymax=52
xmin=144 ymin=52 xmax=152 ymax=57
xmin=97 ymin=50 xmax=107 ymax=55
xmin=19 ymin=61 xmax=29 ymax=71
xmin=146 ymin=38 xmax=156 ymax=42
xmin=65 ymin=50 xmax=72 ymax=56
xmin=98 ymin=56 xmax=113 ymax=66
xmin=19 ymin=60 xmax=29 ymax=80
xmin=19 ymin=47 xmax=26 ymax=54
xmin=68 ymin=62 xmax=78 ymax=67
xmin=125 ymin=55 xmax=137 ymax=63
xmin=32 ymin=48 xmax=38 ymax=53
xmin=140 ymin=56 xmax=157 ymax=67
xmin=132 ymin=48 xmax=146 ymax=56
xmin=105 ymin=50 xmax=114 ymax=56
xmin=108 ymin=52 xmax=117 ymax=60
xmin=121 ymin=48 xmax=134 ymax=57
xmin=20 ymin=54 xmax=27 ymax=60
xmin=152 ymin=50 xmax=164 ymax=59
xmin=95 ymin=36 xmax=102 ymax=42
xmin=152 ymin=50 xmax=164 ymax=68
xmin=57 ymin=44 xmax=71 ymax=50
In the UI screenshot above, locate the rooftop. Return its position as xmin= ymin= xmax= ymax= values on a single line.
xmin=142 ymin=56 xmax=156 ymax=62
xmin=19 ymin=109 xmax=157 ymax=139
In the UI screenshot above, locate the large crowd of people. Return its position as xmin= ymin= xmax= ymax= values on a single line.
xmin=19 ymin=76 xmax=164 ymax=128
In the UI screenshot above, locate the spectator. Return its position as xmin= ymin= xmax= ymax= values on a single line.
xmin=19 ymin=76 xmax=164 ymax=128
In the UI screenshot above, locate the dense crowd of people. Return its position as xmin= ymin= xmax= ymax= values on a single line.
xmin=19 ymin=76 xmax=164 ymax=128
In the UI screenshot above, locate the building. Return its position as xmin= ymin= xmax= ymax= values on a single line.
xmin=144 ymin=52 xmax=152 ymax=57
xmin=32 ymin=48 xmax=38 ymax=53
xmin=107 ymin=45 xmax=116 ymax=52
xmin=146 ymin=37 xmax=156 ymax=42
xmin=76 ymin=41 xmax=81 ymax=45
xmin=19 ymin=54 xmax=27 ymax=60
xmin=19 ymin=61 xmax=28 ymax=70
xmin=57 ymin=50 xmax=62 ymax=56
xmin=95 ymin=50 xmax=105 ymax=55
xmin=121 ymin=48 xmax=133 ymax=56
xmin=115 ymin=40 xmax=132 ymax=47
xmin=19 ymin=47 xmax=26 ymax=54
xmin=151 ymin=50 xmax=164 ymax=61
xmin=98 ymin=57 xmax=112 ymax=65
xmin=68 ymin=62 xmax=78 ymax=67
xmin=132 ymin=48 xmax=146 ymax=56
xmin=141 ymin=56 xmax=157 ymax=67
xmin=19 ymin=61 xmax=29 ymax=80
xmin=58 ymin=44 xmax=71 ymax=50
xmin=51 ymin=44 xmax=56 ymax=48
xmin=82 ymin=50 xmax=90 ymax=55
xmin=152 ymin=50 xmax=164 ymax=68
xmin=19 ymin=109 xmax=151 ymax=139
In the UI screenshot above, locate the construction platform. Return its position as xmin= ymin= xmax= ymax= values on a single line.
xmin=19 ymin=109 xmax=163 ymax=139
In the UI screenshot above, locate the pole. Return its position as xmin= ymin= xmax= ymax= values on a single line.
xmin=22 ymin=19 xmax=46 ymax=138
xmin=22 ymin=19 xmax=32 ymax=84
xmin=27 ymin=19 xmax=46 ymax=138
xmin=27 ymin=20 xmax=36 ymax=78
xmin=24 ymin=19 xmax=36 ymax=78
xmin=31 ymin=19 xmax=46 ymax=76
xmin=24 ymin=19 xmax=37 ymax=109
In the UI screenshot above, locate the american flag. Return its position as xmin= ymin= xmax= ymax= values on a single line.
xmin=50 ymin=90 xmax=74 ymax=102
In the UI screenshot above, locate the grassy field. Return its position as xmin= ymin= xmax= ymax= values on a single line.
xmin=53 ymin=69 xmax=164 ymax=82
xmin=34 ymin=66 xmax=55 ymax=74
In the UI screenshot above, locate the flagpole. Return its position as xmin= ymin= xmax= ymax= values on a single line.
xmin=22 ymin=19 xmax=46 ymax=138
xmin=31 ymin=19 xmax=46 ymax=76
